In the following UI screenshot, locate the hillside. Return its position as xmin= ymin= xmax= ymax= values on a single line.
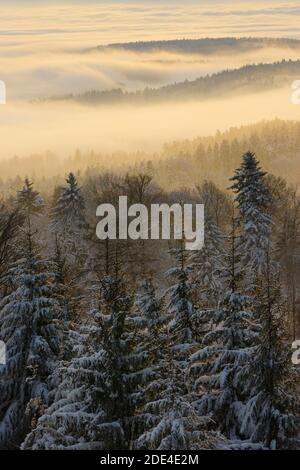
xmin=97 ymin=37 xmax=300 ymax=55
xmin=46 ymin=59 xmax=300 ymax=105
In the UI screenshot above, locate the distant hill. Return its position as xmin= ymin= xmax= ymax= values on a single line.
xmin=96 ymin=37 xmax=300 ymax=55
xmin=1 ymin=119 xmax=299 ymax=189
xmin=45 ymin=59 xmax=300 ymax=105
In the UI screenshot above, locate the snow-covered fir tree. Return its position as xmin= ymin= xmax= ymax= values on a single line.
xmin=134 ymin=278 xmax=219 ymax=450
xmin=134 ymin=278 xmax=168 ymax=332
xmin=22 ymin=266 xmax=154 ymax=450
xmin=135 ymin=356 xmax=219 ymax=450
xmin=188 ymin=215 xmax=256 ymax=439
xmin=240 ymin=254 xmax=300 ymax=449
xmin=135 ymin=248 xmax=223 ymax=450
xmin=50 ymin=173 xmax=88 ymax=240
xmin=230 ymin=152 xmax=272 ymax=281
xmin=0 ymin=225 xmax=59 ymax=449
xmin=0 ymin=204 xmax=24 ymax=291
xmin=166 ymin=242 xmax=195 ymax=351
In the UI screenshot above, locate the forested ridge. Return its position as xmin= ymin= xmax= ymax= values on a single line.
xmin=43 ymin=60 xmax=300 ymax=105
xmin=99 ymin=37 xmax=300 ymax=54
xmin=1 ymin=119 xmax=299 ymax=188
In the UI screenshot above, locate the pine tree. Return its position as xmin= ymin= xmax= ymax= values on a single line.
xmin=240 ymin=253 xmax=300 ymax=449
xmin=0 ymin=227 xmax=59 ymax=449
xmin=230 ymin=152 xmax=271 ymax=281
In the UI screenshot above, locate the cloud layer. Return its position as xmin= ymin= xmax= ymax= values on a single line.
xmin=0 ymin=1 xmax=300 ymax=100
xmin=0 ymin=1 xmax=299 ymax=161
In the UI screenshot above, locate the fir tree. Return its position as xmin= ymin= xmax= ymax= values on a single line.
xmin=135 ymin=260 xmax=218 ymax=450
xmin=0 ymin=204 xmax=23 ymax=291
xmin=134 ymin=279 xmax=168 ymax=332
xmin=50 ymin=173 xmax=87 ymax=239
xmin=16 ymin=179 xmax=44 ymax=219
xmin=166 ymin=242 xmax=194 ymax=351
xmin=241 ymin=253 xmax=300 ymax=449
xmin=230 ymin=152 xmax=272 ymax=280
xmin=0 ymin=226 xmax=59 ymax=449
xmin=22 ymin=266 xmax=154 ymax=450
xmin=189 ymin=215 xmax=255 ymax=439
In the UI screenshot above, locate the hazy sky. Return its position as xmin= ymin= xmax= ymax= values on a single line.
xmin=1 ymin=1 xmax=300 ymax=49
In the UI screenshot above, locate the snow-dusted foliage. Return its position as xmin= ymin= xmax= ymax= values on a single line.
xmin=134 ymin=279 xmax=168 ymax=331
xmin=166 ymin=245 xmax=195 ymax=349
xmin=230 ymin=152 xmax=272 ymax=279
xmin=0 ymin=228 xmax=59 ymax=449
xmin=135 ymin=364 xmax=220 ymax=450
xmin=50 ymin=173 xmax=87 ymax=239
xmin=189 ymin=217 xmax=256 ymax=439
xmin=241 ymin=266 xmax=300 ymax=449
xmin=189 ymin=212 xmax=225 ymax=308
xmin=0 ymin=153 xmax=299 ymax=451
xmin=134 ymin=260 xmax=221 ymax=450
xmin=23 ymin=271 xmax=155 ymax=450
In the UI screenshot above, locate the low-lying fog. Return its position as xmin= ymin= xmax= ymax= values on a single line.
xmin=1 ymin=1 xmax=300 ymax=161
xmin=0 ymin=86 xmax=299 ymax=160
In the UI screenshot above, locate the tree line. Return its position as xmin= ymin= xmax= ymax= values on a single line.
xmin=0 ymin=152 xmax=299 ymax=450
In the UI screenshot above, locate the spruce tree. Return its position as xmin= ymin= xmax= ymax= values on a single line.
xmin=134 ymin=278 xmax=168 ymax=332
xmin=16 ymin=179 xmax=44 ymax=218
xmin=166 ymin=242 xmax=194 ymax=350
xmin=230 ymin=152 xmax=271 ymax=280
xmin=51 ymin=173 xmax=87 ymax=239
xmin=0 ymin=226 xmax=59 ymax=449
xmin=241 ymin=254 xmax=300 ymax=449
xmin=22 ymin=267 xmax=154 ymax=450
xmin=189 ymin=215 xmax=255 ymax=439
xmin=135 ymin=279 xmax=218 ymax=450
xmin=135 ymin=249 xmax=221 ymax=450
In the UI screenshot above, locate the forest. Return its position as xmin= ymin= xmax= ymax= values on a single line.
xmin=45 ymin=60 xmax=300 ymax=105
xmin=0 ymin=141 xmax=299 ymax=450
xmin=1 ymin=119 xmax=299 ymax=188
xmin=99 ymin=37 xmax=300 ymax=54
